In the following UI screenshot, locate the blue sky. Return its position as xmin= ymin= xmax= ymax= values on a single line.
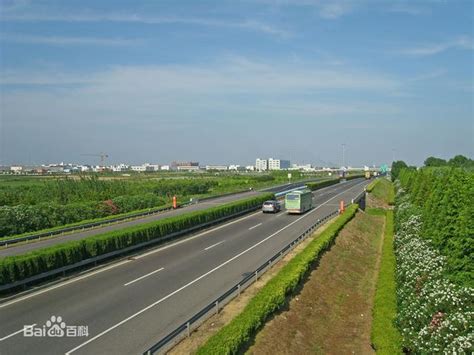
xmin=1 ymin=0 xmax=473 ymax=166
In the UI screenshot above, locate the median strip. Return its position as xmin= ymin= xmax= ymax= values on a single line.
xmin=0 ymin=193 xmax=274 ymax=289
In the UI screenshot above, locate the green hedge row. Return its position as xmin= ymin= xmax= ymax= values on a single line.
xmin=366 ymin=179 xmax=378 ymax=192
xmin=398 ymin=167 xmax=473 ymax=286
xmin=345 ymin=174 xmax=365 ymax=181
xmin=306 ymin=179 xmax=339 ymax=191
xmin=371 ymin=210 xmax=402 ymax=354
xmin=366 ymin=179 xmax=395 ymax=205
xmin=196 ymin=204 xmax=358 ymax=355
xmin=0 ymin=193 xmax=273 ymax=286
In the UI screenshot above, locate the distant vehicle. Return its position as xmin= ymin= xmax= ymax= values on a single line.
xmin=285 ymin=188 xmax=313 ymax=214
xmin=365 ymin=171 xmax=371 ymax=179
xmin=262 ymin=200 xmax=281 ymax=213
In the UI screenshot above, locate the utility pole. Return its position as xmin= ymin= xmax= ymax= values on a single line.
xmin=342 ymin=143 xmax=346 ymax=168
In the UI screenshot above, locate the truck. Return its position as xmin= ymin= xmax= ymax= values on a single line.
xmin=285 ymin=188 xmax=313 ymax=214
xmin=365 ymin=171 xmax=371 ymax=179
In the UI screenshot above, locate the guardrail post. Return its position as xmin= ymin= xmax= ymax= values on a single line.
xmin=255 ymin=270 xmax=258 ymax=282
xmin=186 ymin=322 xmax=190 ymax=337
xmin=238 ymin=283 xmax=241 ymax=296
xmin=215 ymin=301 xmax=219 ymax=314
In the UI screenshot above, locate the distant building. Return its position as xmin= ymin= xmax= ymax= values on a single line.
xmin=144 ymin=164 xmax=160 ymax=172
xmin=131 ymin=165 xmax=146 ymax=172
xmin=10 ymin=166 xmax=23 ymax=174
xmin=268 ymin=158 xmax=290 ymax=170
xmin=171 ymin=161 xmax=199 ymax=171
xmin=255 ymin=158 xmax=268 ymax=171
xmin=177 ymin=165 xmax=200 ymax=171
xmin=246 ymin=165 xmax=256 ymax=171
xmin=206 ymin=165 xmax=228 ymax=171
xmin=229 ymin=164 xmax=246 ymax=172
xmin=290 ymin=163 xmax=313 ymax=172
xmin=111 ymin=164 xmax=129 ymax=172
xmin=160 ymin=165 xmax=170 ymax=171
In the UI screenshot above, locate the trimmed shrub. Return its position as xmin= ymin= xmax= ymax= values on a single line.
xmin=0 ymin=193 xmax=273 ymax=286
xmin=197 ymin=205 xmax=358 ymax=355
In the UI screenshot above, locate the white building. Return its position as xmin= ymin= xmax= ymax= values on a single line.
xmin=145 ymin=164 xmax=160 ymax=172
xmin=10 ymin=166 xmax=23 ymax=174
xmin=160 ymin=165 xmax=170 ymax=171
xmin=131 ymin=165 xmax=146 ymax=172
xmin=206 ymin=165 xmax=228 ymax=171
xmin=246 ymin=165 xmax=256 ymax=171
xmin=290 ymin=163 xmax=314 ymax=172
xmin=268 ymin=158 xmax=291 ymax=170
xmin=255 ymin=158 xmax=268 ymax=171
xmin=111 ymin=163 xmax=129 ymax=172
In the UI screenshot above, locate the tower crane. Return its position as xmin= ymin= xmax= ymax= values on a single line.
xmin=81 ymin=152 xmax=109 ymax=165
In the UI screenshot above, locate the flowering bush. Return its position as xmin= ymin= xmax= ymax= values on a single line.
xmin=394 ymin=192 xmax=473 ymax=353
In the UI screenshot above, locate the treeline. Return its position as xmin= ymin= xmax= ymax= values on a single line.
xmin=398 ymin=167 xmax=473 ymax=286
xmin=391 ymin=154 xmax=473 ymax=180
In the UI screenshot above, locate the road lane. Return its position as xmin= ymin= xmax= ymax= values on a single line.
xmin=0 ymin=179 xmax=368 ymax=355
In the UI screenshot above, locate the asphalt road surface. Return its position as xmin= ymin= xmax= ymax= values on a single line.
xmin=0 ymin=179 xmax=324 ymax=258
xmin=0 ymin=178 xmax=368 ymax=355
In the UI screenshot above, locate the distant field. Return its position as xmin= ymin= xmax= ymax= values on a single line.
xmin=0 ymin=171 xmax=327 ymax=238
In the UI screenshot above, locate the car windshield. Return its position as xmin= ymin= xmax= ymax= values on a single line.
xmin=263 ymin=201 xmax=274 ymax=205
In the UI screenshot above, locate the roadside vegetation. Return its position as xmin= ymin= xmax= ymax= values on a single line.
xmin=0 ymin=193 xmax=273 ymax=286
xmin=390 ymin=156 xmax=473 ymax=353
xmin=0 ymin=171 xmax=327 ymax=238
xmin=196 ymin=205 xmax=358 ymax=355
xmin=246 ymin=207 xmax=385 ymax=354
xmin=370 ymin=209 xmax=402 ymax=354
xmin=367 ymin=178 xmax=395 ymax=205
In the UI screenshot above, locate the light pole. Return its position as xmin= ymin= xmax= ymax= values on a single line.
xmin=342 ymin=143 xmax=346 ymax=168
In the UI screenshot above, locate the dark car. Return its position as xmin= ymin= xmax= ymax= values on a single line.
xmin=262 ymin=200 xmax=281 ymax=213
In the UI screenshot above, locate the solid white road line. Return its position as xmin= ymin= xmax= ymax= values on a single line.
xmin=248 ymin=223 xmax=262 ymax=230
xmin=65 ymin=180 xmax=367 ymax=354
xmin=123 ymin=267 xmax=164 ymax=287
xmin=0 ymin=324 xmax=36 ymax=342
xmin=0 ymin=259 xmax=131 ymax=310
xmin=204 ymin=241 xmax=225 ymax=251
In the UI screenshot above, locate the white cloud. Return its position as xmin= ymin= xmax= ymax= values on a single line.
xmin=0 ymin=12 xmax=291 ymax=38
xmin=0 ymin=33 xmax=142 ymax=46
xmin=399 ymin=36 xmax=474 ymax=56
xmin=318 ymin=2 xmax=354 ymax=19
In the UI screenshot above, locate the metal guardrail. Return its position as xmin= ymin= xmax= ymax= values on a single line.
xmin=143 ymin=193 xmax=367 ymax=355
xmin=0 ymin=178 xmax=336 ymax=247
xmin=0 ymin=205 xmax=262 ymax=293
xmin=0 ymin=189 xmax=254 ymax=247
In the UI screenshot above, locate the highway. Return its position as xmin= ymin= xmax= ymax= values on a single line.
xmin=0 ymin=179 xmax=368 ymax=355
xmin=0 ymin=179 xmax=322 ymax=258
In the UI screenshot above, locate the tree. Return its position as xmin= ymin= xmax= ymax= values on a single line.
xmin=391 ymin=160 xmax=408 ymax=180
xmin=448 ymin=155 xmax=471 ymax=168
xmin=424 ymin=156 xmax=447 ymax=167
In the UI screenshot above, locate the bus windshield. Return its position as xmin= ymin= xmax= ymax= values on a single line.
xmin=286 ymin=194 xmax=299 ymax=200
